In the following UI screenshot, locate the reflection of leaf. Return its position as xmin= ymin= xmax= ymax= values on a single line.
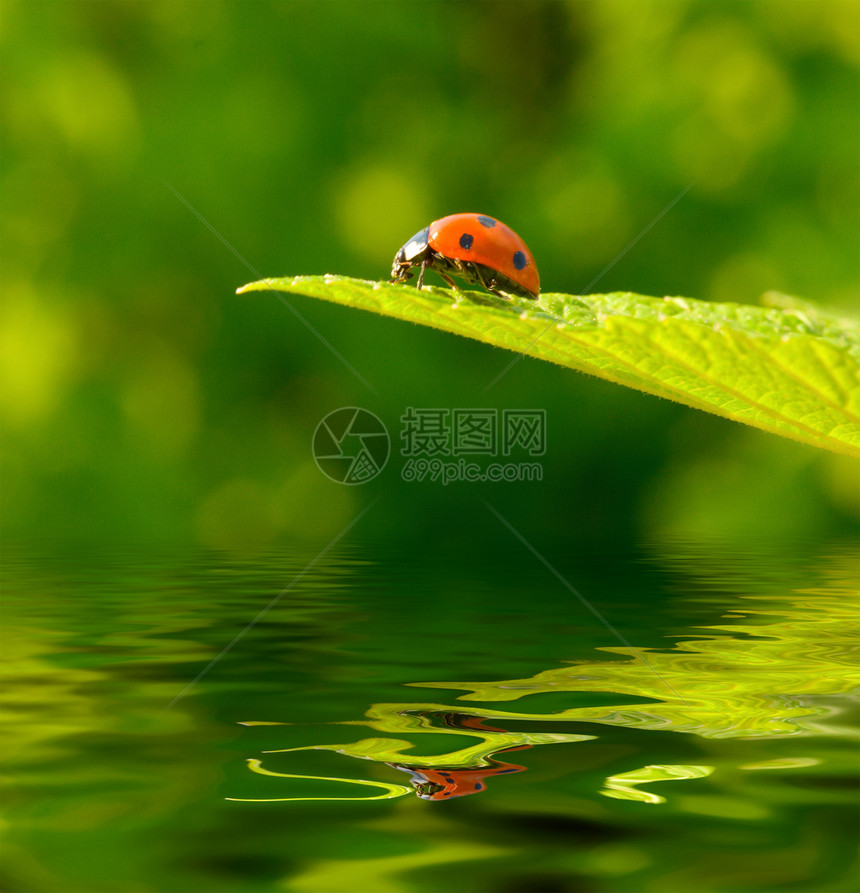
xmin=406 ymin=564 xmax=860 ymax=740
xmin=265 ymin=730 xmax=590 ymax=768
xmin=740 ymin=757 xmax=821 ymax=771
xmin=600 ymin=764 xmax=714 ymax=804
xmin=238 ymin=276 xmax=860 ymax=456
xmin=225 ymin=758 xmax=412 ymax=802
xmin=236 ymin=545 xmax=857 ymax=807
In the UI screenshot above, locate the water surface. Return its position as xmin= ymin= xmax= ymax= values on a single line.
xmin=3 ymin=537 xmax=857 ymax=892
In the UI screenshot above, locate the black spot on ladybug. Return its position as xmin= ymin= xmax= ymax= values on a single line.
xmin=513 ymin=250 xmax=527 ymax=270
xmin=459 ymin=233 xmax=474 ymax=250
xmin=478 ymin=216 xmax=496 ymax=228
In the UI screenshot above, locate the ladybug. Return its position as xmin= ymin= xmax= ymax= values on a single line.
xmin=390 ymin=213 xmax=539 ymax=300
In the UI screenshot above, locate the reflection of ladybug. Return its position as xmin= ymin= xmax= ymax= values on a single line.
xmin=390 ymin=214 xmax=539 ymax=299
xmin=389 ymin=758 xmax=528 ymax=801
xmin=388 ymin=712 xmax=531 ymax=801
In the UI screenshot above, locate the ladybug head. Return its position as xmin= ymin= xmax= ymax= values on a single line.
xmin=391 ymin=226 xmax=431 ymax=281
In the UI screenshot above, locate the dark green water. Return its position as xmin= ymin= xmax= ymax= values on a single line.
xmin=3 ymin=537 xmax=858 ymax=892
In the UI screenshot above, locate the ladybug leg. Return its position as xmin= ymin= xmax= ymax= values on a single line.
xmin=437 ymin=271 xmax=461 ymax=292
xmin=474 ymin=266 xmax=507 ymax=299
xmin=416 ymin=261 xmax=427 ymax=290
xmin=488 ymin=279 xmax=504 ymax=298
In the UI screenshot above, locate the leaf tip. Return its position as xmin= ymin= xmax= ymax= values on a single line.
xmin=237 ymin=279 xmax=271 ymax=295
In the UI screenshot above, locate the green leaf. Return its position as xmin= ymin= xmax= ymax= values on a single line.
xmin=237 ymin=276 xmax=860 ymax=457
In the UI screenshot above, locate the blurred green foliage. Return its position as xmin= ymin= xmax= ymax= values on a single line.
xmin=2 ymin=0 xmax=858 ymax=548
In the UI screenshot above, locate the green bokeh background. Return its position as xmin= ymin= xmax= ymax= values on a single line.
xmin=3 ymin=0 xmax=858 ymax=548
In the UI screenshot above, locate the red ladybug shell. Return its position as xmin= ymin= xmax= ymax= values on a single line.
xmin=429 ymin=214 xmax=539 ymax=298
